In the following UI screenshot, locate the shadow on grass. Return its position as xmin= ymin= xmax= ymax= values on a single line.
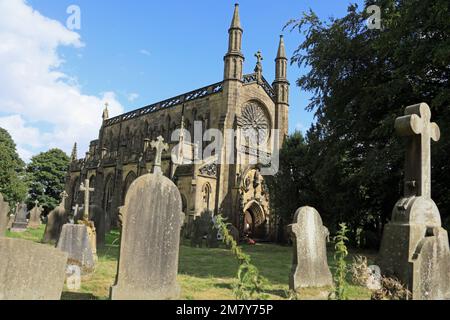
xmin=61 ymin=292 xmax=98 ymax=300
xmin=178 ymin=242 xmax=292 ymax=286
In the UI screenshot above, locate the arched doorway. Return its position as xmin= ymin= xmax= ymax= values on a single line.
xmin=243 ymin=201 xmax=267 ymax=239
xmin=122 ymin=171 xmax=137 ymax=205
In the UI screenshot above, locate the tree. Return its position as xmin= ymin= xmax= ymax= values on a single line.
xmin=267 ymin=131 xmax=316 ymax=242
xmin=281 ymin=0 xmax=450 ymax=247
xmin=27 ymin=149 xmax=70 ymax=211
xmin=0 ymin=127 xmax=28 ymax=206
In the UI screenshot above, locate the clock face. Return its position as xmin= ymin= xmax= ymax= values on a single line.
xmin=238 ymin=101 xmax=270 ymax=145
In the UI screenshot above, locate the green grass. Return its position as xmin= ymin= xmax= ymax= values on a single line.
xmin=7 ymin=227 xmax=373 ymax=300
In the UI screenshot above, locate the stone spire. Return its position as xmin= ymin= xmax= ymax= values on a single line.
xmin=276 ymin=35 xmax=287 ymax=60
xmin=275 ymin=35 xmax=287 ymax=81
xmin=273 ymin=35 xmax=290 ymax=146
xmin=230 ymin=3 xmax=241 ymax=29
xmin=273 ymin=35 xmax=289 ymax=104
xmin=71 ymin=142 xmax=78 ymax=162
xmin=224 ymin=4 xmax=244 ymax=81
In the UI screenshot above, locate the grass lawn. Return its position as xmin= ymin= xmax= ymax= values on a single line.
xmin=6 ymin=226 xmax=373 ymax=300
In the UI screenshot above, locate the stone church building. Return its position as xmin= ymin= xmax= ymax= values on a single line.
xmin=64 ymin=4 xmax=289 ymax=240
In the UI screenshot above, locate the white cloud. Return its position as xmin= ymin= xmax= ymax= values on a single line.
xmin=0 ymin=0 xmax=124 ymax=162
xmin=139 ymin=49 xmax=151 ymax=56
xmin=127 ymin=93 xmax=139 ymax=102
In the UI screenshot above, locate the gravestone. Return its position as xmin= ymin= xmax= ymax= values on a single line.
xmin=6 ymin=214 xmax=15 ymax=231
xmin=0 ymin=194 xmax=9 ymax=237
xmin=111 ymin=136 xmax=184 ymax=300
xmin=78 ymin=179 xmax=98 ymax=256
xmin=0 ymin=238 xmax=68 ymax=300
xmin=288 ymin=206 xmax=332 ymax=290
xmin=57 ymin=224 xmax=96 ymax=274
xmin=378 ymin=103 xmax=450 ymax=300
xmin=57 ymin=179 xmax=98 ymax=272
xmin=191 ymin=211 xmax=218 ymax=248
xmin=66 ymin=265 xmax=81 ymax=291
xmin=28 ymin=200 xmax=43 ymax=229
xmin=11 ymin=203 xmax=28 ymax=232
xmin=74 ymin=204 xmax=105 ymax=247
xmin=220 ymin=225 xmax=240 ymax=249
xmin=43 ymin=192 xmax=69 ymax=244
xmin=367 ymin=265 xmax=382 ymax=291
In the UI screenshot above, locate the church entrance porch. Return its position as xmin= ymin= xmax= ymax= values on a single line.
xmin=243 ymin=200 xmax=267 ymax=240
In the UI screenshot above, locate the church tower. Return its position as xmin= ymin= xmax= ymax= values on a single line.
xmin=216 ymin=4 xmax=245 ymax=218
xmin=224 ymin=4 xmax=244 ymax=80
xmin=273 ymin=35 xmax=290 ymax=145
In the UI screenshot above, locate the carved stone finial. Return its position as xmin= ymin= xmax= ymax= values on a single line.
xmin=102 ymin=102 xmax=110 ymax=121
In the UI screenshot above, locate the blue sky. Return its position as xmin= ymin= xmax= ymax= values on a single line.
xmin=0 ymin=0 xmax=364 ymax=160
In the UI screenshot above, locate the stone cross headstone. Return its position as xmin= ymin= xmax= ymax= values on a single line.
xmin=43 ymin=192 xmax=69 ymax=244
xmin=0 ymin=193 xmax=9 ymax=237
xmin=0 ymin=238 xmax=68 ymax=300
xmin=28 ymin=200 xmax=42 ymax=229
xmin=378 ymin=103 xmax=450 ymax=300
xmin=11 ymin=203 xmax=28 ymax=232
xmin=79 ymin=179 xmax=94 ymax=220
xmin=151 ymin=135 xmax=169 ymax=174
xmin=78 ymin=180 xmax=97 ymax=256
xmin=111 ymin=138 xmax=185 ymax=300
xmin=288 ymin=206 xmax=332 ymax=290
xmin=395 ymin=103 xmax=440 ymax=198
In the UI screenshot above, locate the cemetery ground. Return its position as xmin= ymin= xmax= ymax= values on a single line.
xmin=6 ymin=226 xmax=373 ymax=300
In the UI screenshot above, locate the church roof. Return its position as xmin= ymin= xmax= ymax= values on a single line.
xmin=103 ymin=73 xmax=275 ymax=127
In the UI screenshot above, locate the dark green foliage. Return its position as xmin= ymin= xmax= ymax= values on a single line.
xmin=0 ymin=127 xmax=28 ymax=206
xmin=273 ymin=0 xmax=450 ymax=246
xmin=26 ymin=149 xmax=70 ymax=211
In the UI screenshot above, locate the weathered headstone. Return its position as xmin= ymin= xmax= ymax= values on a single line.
xmin=378 ymin=103 xmax=450 ymax=300
xmin=11 ymin=203 xmax=28 ymax=232
xmin=288 ymin=206 xmax=332 ymax=290
xmin=0 ymin=238 xmax=68 ymax=300
xmin=6 ymin=214 xmax=15 ymax=231
xmin=110 ymin=136 xmax=184 ymax=300
xmin=220 ymin=224 xmax=240 ymax=249
xmin=367 ymin=265 xmax=382 ymax=291
xmin=0 ymin=194 xmax=9 ymax=237
xmin=43 ymin=192 xmax=69 ymax=244
xmin=57 ymin=224 xmax=96 ymax=274
xmin=191 ymin=211 xmax=218 ymax=248
xmin=28 ymin=200 xmax=42 ymax=229
xmin=66 ymin=265 xmax=81 ymax=291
